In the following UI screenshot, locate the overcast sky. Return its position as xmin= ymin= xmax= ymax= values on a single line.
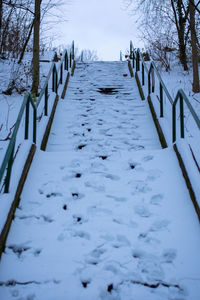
xmin=51 ymin=0 xmax=142 ymax=61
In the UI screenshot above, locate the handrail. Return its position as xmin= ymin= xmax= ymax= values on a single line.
xmin=172 ymin=89 xmax=200 ymax=142
xmin=130 ymin=41 xmax=200 ymax=144
xmin=0 ymin=41 xmax=75 ymax=193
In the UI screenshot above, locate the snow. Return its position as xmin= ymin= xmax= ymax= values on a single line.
xmin=0 ymin=61 xmax=200 ymax=300
xmin=135 ymin=58 xmax=200 ymax=203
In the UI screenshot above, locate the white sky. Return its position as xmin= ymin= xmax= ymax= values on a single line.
xmin=50 ymin=0 xmax=142 ymax=61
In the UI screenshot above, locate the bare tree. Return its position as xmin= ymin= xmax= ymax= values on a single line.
xmin=170 ymin=0 xmax=189 ymax=70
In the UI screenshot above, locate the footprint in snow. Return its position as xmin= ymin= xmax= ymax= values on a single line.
xmin=112 ymin=235 xmax=131 ymax=248
xmin=142 ymin=155 xmax=154 ymax=162
xmin=7 ymin=243 xmax=31 ymax=258
xmin=73 ymin=214 xmax=87 ymax=224
xmin=138 ymin=232 xmax=160 ymax=245
xmin=85 ymin=181 xmax=105 ymax=192
xmin=146 ymin=169 xmax=162 ymax=181
xmin=107 ymin=195 xmax=127 ymax=202
xmin=134 ymin=205 xmax=151 ymax=218
xmin=138 ymin=258 xmax=165 ymax=281
xmin=71 ymin=192 xmax=85 ymax=200
xmin=150 ymin=194 xmax=163 ymax=205
xmin=162 ymin=248 xmax=177 ymax=263
xmin=131 ymin=181 xmax=151 ymax=194
xmin=104 ymin=173 xmax=120 ymax=181
xmin=73 ymin=231 xmax=90 ymax=240
xmin=150 ymin=220 xmax=170 ymax=232
xmin=33 ymin=248 xmax=42 ymax=257
xmin=90 ymin=247 xmax=106 ymax=259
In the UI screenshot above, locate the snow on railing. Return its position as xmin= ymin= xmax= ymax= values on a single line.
xmin=129 ymin=41 xmax=200 ymax=169
xmin=0 ymin=41 xmax=75 ymax=194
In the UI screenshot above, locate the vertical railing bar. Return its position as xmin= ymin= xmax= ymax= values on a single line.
xmin=142 ymin=63 xmax=144 ymax=85
xmin=136 ymin=51 xmax=140 ymax=72
xmin=33 ymin=106 xmax=37 ymax=144
xmin=120 ymin=51 xmax=122 ymax=61
xmin=55 ymin=68 xmax=58 ymax=93
xmin=4 ymin=140 xmax=15 ymax=193
xmin=152 ymin=68 xmax=155 ymax=93
xmin=52 ymin=65 xmax=55 ymax=93
xmin=148 ymin=71 xmax=151 ymax=95
xmin=45 ymin=84 xmax=48 ymax=116
xmin=25 ymin=99 xmax=30 ymax=139
xmin=60 ymin=63 xmax=63 ymax=84
xmin=160 ymin=83 xmax=163 ymax=117
xmin=180 ymin=94 xmax=184 ymax=138
xmin=70 ymin=52 xmax=72 ymax=68
xmin=172 ymin=104 xmax=176 ymax=143
xmin=64 ymin=52 xmax=68 ymax=70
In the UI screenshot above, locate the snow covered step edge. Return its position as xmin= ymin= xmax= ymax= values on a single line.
xmin=0 ymin=142 xmax=36 ymax=259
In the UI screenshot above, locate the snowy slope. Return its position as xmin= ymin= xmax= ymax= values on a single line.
xmin=0 ymin=62 xmax=200 ymax=300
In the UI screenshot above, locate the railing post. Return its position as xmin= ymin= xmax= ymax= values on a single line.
xmin=130 ymin=42 xmax=133 ymax=59
xmin=152 ymin=68 xmax=155 ymax=93
xmin=71 ymin=40 xmax=74 ymax=60
xmin=4 ymin=141 xmax=15 ymax=193
xmin=172 ymin=103 xmax=176 ymax=143
xmin=180 ymin=94 xmax=184 ymax=138
xmin=70 ymin=52 xmax=72 ymax=68
xmin=120 ymin=51 xmax=122 ymax=61
xmin=142 ymin=63 xmax=144 ymax=85
xmin=52 ymin=65 xmax=58 ymax=93
xmin=132 ymin=51 xmax=135 ymax=69
xmin=136 ymin=51 xmax=140 ymax=72
xmin=64 ymin=52 xmax=68 ymax=71
xmin=33 ymin=105 xmax=37 ymax=144
xmin=25 ymin=99 xmax=29 ymax=139
xmin=55 ymin=68 xmax=58 ymax=93
xmin=52 ymin=65 xmax=55 ymax=92
xmin=81 ymin=51 xmax=84 ymax=62
xmin=60 ymin=63 xmax=63 ymax=84
xmin=45 ymin=84 xmax=48 ymax=116
xmin=160 ymin=83 xmax=163 ymax=117
xmin=148 ymin=71 xmax=151 ymax=95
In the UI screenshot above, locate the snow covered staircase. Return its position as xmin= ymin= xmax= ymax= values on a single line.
xmin=0 ymin=61 xmax=200 ymax=300
xmin=47 ymin=61 xmax=160 ymax=153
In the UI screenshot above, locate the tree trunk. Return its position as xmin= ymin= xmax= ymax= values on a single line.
xmin=189 ymin=0 xmax=200 ymax=93
xmin=18 ymin=20 xmax=34 ymax=64
xmin=177 ymin=0 xmax=188 ymax=70
xmin=171 ymin=0 xmax=188 ymax=70
xmin=31 ymin=0 xmax=40 ymax=95
xmin=0 ymin=0 xmax=2 ymax=39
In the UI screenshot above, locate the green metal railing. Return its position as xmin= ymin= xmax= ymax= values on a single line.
xmin=0 ymin=41 xmax=75 ymax=193
xmin=130 ymin=40 xmax=200 ymax=143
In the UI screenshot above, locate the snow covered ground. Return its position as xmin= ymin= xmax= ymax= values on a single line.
xmin=0 ymin=52 xmax=54 ymax=164
xmin=0 ymin=61 xmax=200 ymax=300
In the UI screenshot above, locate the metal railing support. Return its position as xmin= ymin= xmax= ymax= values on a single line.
xmin=45 ymin=84 xmax=48 ymax=116
xmin=25 ymin=100 xmax=29 ymax=139
xmin=180 ymin=94 xmax=184 ymax=139
xmin=160 ymin=82 xmax=163 ymax=118
xmin=4 ymin=142 xmax=15 ymax=193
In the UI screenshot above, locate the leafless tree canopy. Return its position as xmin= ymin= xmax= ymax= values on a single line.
xmin=125 ymin=0 xmax=200 ymax=92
